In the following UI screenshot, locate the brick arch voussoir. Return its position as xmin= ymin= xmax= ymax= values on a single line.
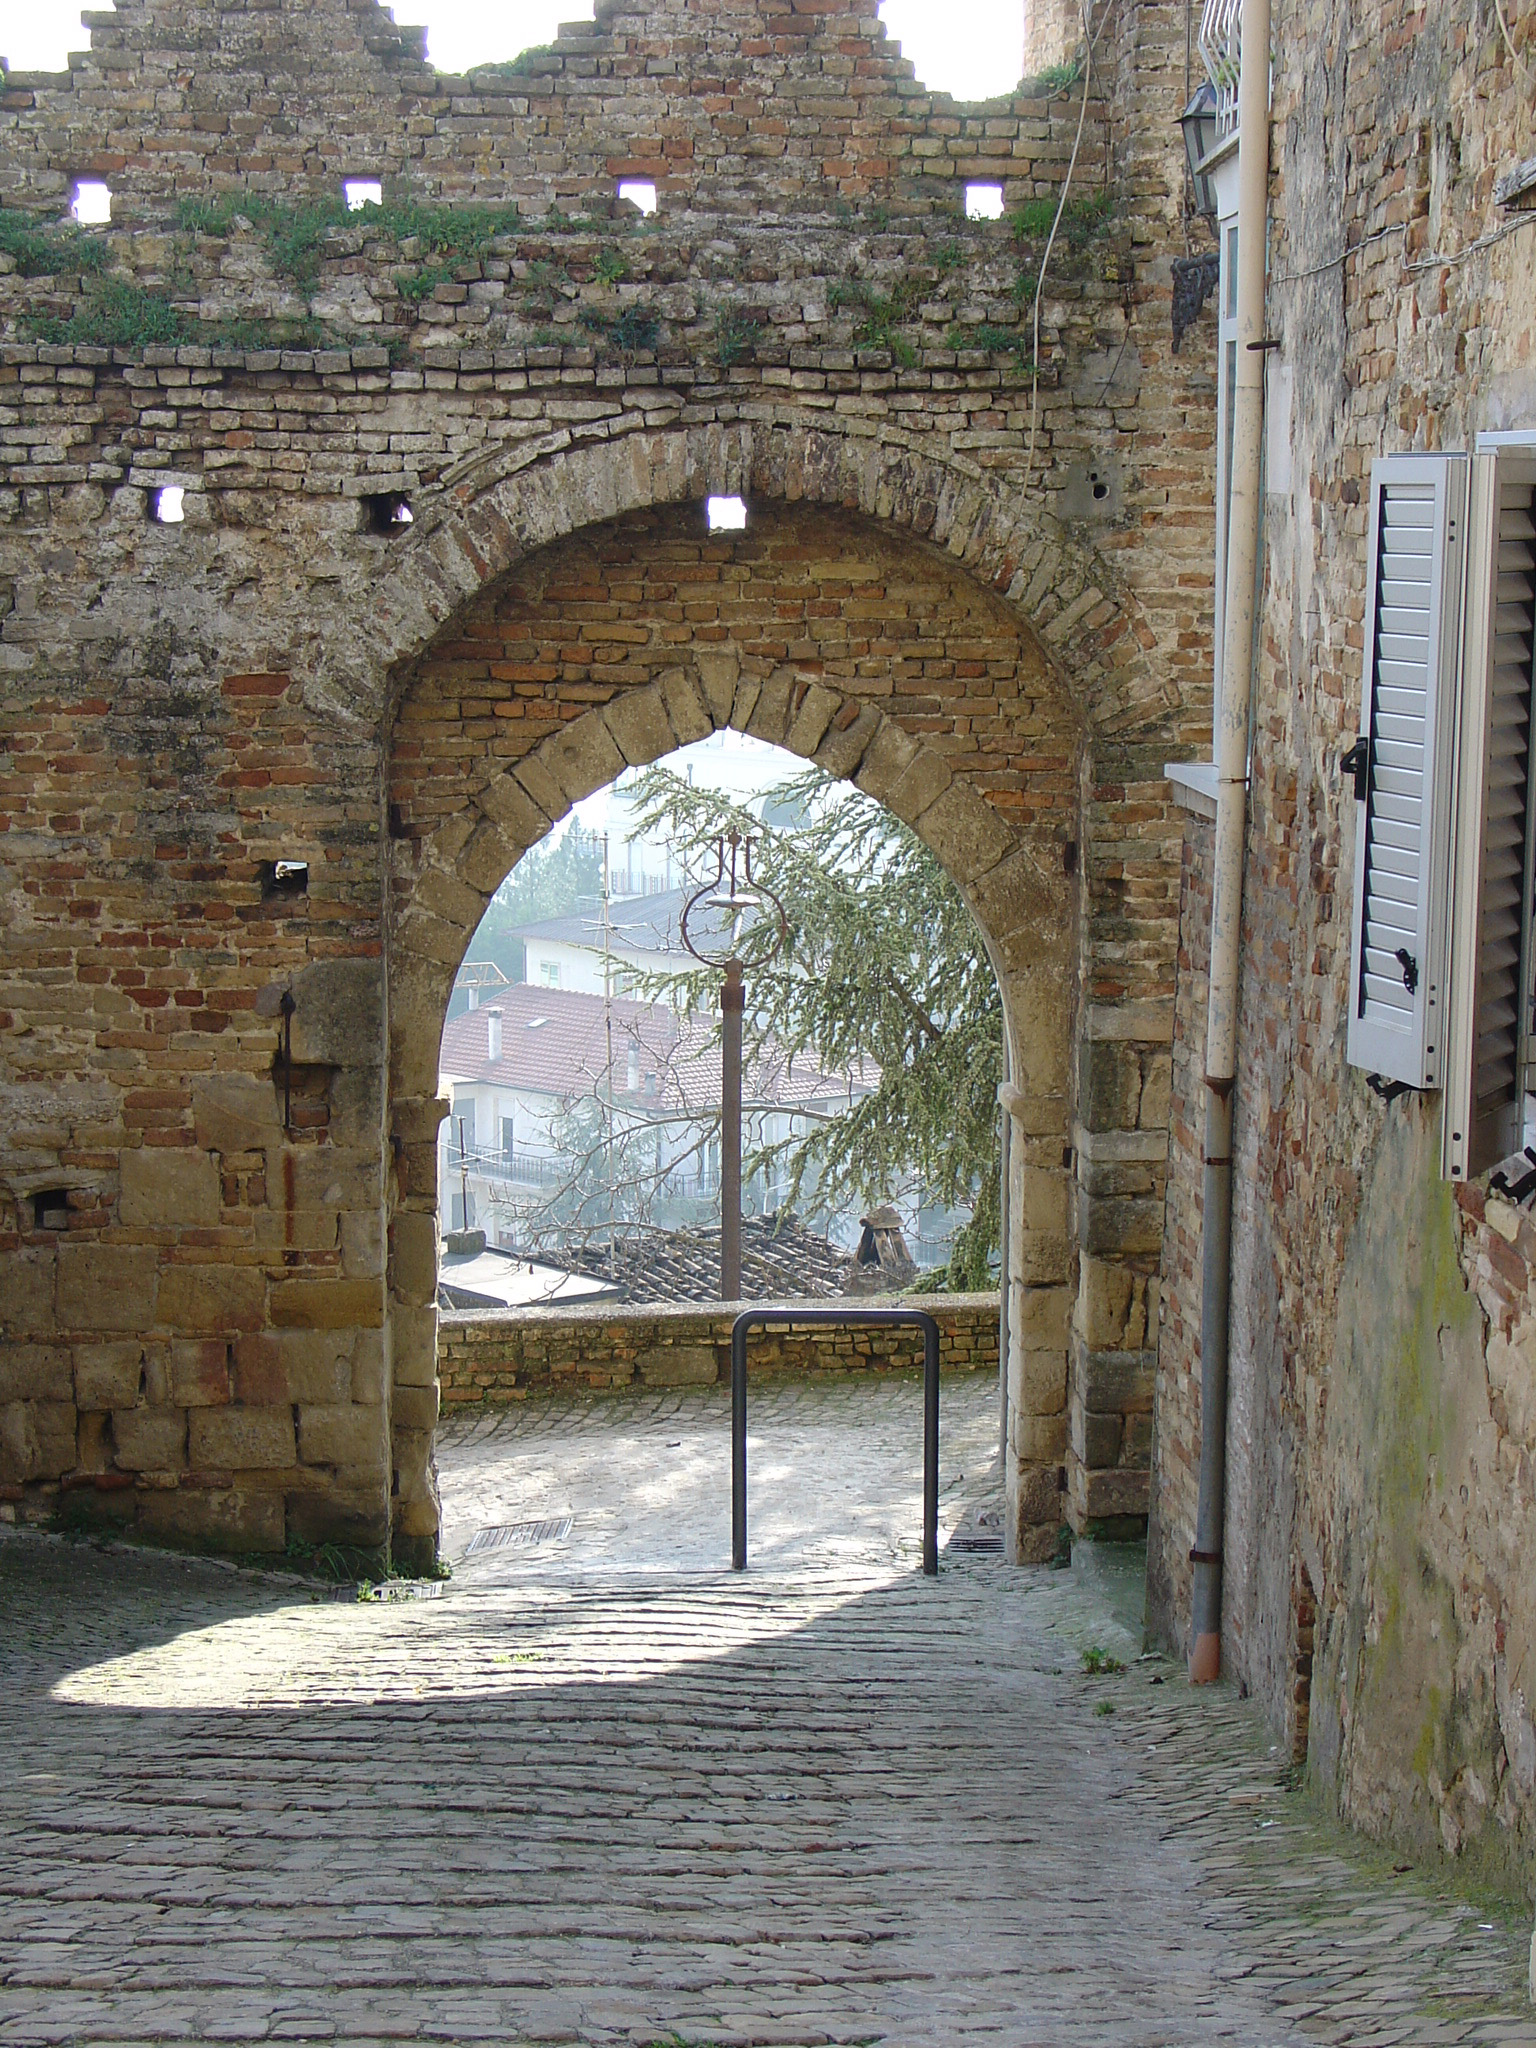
xmin=388 ymin=666 xmax=1073 ymax=1113
xmin=353 ymin=421 xmax=1163 ymax=743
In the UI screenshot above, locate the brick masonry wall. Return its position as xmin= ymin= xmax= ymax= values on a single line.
xmin=1149 ymin=0 xmax=1536 ymax=1896
xmin=437 ymin=1291 xmax=1000 ymax=1402
xmin=0 ymin=0 xmax=1214 ymax=1573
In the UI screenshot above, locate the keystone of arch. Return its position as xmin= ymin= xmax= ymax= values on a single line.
xmin=334 ymin=422 xmax=1166 ymax=741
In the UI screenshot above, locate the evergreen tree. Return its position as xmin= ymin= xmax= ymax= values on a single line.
xmin=628 ymin=763 xmax=1003 ymax=1284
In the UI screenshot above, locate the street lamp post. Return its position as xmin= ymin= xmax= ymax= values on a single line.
xmin=682 ymin=831 xmax=787 ymax=1302
xmin=720 ymin=956 xmax=745 ymax=1298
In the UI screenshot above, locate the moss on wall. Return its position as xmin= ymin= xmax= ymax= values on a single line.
xmin=1312 ymin=1107 xmax=1528 ymax=1897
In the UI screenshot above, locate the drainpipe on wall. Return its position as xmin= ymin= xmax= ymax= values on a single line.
xmin=1190 ymin=0 xmax=1271 ymax=1686
xmin=997 ymin=1060 xmax=1013 ymax=1478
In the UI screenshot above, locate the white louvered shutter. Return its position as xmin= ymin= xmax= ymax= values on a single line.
xmin=1444 ymin=450 xmax=1536 ymax=1178
xmin=1346 ymin=455 xmax=1466 ymax=1088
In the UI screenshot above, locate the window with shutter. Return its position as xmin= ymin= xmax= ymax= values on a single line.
xmin=1346 ymin=454 xmax=1466 ymax=1088
xmin=1443 ymin=447 xmax=1536 ymax=1178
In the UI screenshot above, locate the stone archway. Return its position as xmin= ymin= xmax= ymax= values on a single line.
xmin=382 ymin=492 xmax=1133 ymax=1571
xmin=309 ymin=422 xmax=1171 ymax=740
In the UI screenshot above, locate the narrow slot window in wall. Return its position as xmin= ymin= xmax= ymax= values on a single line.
xmin=364 ymin=493 xmax=414 ymax=535
xmin=71 ymin=180 xmax=112 ymax=224
xmin=617 ymin=180 xmax=657 ymax=215
xmin=964 ymin=184 xmax=1004 ymax=221
xmin=707 ymin=495 xmax=747 ymax=531
xmin=345 ymin=179 xmax=382 ymax=211
xmin=152 ymin=486 xmax=185 ymax=524
xmin=261 ymin=859 xmax=310 ymax=897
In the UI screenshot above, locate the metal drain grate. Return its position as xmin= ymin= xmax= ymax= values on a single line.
xmin=464 ymin=1516 xmax=572 ymax=1556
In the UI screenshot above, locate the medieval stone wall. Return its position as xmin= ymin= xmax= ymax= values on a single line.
xmin=0 ymin=0 xmax=1214 ymax=1573
xmin=437 ymin=1291 xmax=1000 ymax=1403
xmin=1150 ymin=0 xmax=1536 ymax=1896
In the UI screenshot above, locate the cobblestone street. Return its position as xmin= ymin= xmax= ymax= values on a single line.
xmin=1 ymin=1370 xmax=1531 ymax=2046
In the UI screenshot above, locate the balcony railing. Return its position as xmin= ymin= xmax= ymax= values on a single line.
xmin=1198 ymin=0 xmax=1241 ymax=141
xmin=446 ymin=1145 xmax=721 ymax=1201
xmin=445 ymin=1146 xmax=568 ymax=1189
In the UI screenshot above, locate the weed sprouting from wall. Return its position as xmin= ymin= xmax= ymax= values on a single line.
xmin=31 ymin=278 xmax=190 ymax=348
xmin=0 ymin=205 xmax=109 ymax=278
xmin=178 ymin=193 xmax=525 ymax=287
xmin=1011 ymin=187 xmax=1117 ymax=254
xmin=712 ymin=306 xmax=763 ymax=367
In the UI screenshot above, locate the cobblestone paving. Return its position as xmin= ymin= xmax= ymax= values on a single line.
xmin=1 ymin=1371 xmax=1532 ymax=2047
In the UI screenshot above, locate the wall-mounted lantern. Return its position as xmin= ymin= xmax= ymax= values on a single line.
xmin=1180 ymin=82 xmax=1222 ymax=220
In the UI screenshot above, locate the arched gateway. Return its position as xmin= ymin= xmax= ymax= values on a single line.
xmin=375 ymin=437 xmax=1178 ymax=1568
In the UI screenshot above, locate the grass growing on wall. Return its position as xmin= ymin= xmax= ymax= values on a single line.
xmin=26 ymin=279 xmax=337 ymax=353
xmin=30 ymin=279 xmax=190 ymax=348
xmin=712 ymin=306 xmax=763 ymax=367
xmin=177 ymin=193 xmax=525 ymax=286
xmin=0 ymin=206 xmax=108 ymax=278
xmin=1010 ymin=187 xmax=1118 ymax=252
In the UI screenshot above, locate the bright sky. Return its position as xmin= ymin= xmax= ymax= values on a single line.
xmin=6 ymin=0 xmax=1025 ymax=100
xmin=572 ymin=732 xmax=786 ymax=842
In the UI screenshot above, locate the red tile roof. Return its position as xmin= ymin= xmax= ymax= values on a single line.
xmin=439 ymin=983 xmax=873 ymax=1113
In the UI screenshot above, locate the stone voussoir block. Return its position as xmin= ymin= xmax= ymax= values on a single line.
xmin=389 ymin=1211 xmax=439 ymax=1307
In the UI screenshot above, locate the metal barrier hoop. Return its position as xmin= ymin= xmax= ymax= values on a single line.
xmin=729 ymin=1305 xmax=940 ymax=1576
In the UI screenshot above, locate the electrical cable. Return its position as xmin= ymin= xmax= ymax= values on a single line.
xmin=1493 ymin=0 xmax=1533 ymax=79
xmin=1267 ymin=205 xmax=1536 ymax=290
xmin=1406 ymin=208 xmax=1536 ymax=272
xmin=1267 ymin=221 xmax=1405 ymax=286
xmin=1021 ymin=0 xmax=1097 ymax=499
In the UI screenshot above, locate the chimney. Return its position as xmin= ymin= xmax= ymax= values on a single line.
xmin=467 ymin=983 xmax=478 ymax=1010
xmin=627 ymin=1041 xmax=640 ymax=1093
xmin=486 ymin=1008 xmax=503 ymax=1062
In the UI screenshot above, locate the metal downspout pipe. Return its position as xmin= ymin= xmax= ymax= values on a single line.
xmin=1190 ymin=0 xmax=1271 ymax=1685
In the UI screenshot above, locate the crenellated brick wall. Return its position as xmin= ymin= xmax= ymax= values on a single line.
xmin=0 ymin=0 xmax=1104 ymax=218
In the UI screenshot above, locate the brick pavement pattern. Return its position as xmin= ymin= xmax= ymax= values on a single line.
xmin=1 ymin=1372 xmax=1531 ymax=2047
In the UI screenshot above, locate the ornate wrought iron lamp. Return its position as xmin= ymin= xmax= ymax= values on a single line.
xmin=681 ymin=830 xmax=788 ymax=1300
